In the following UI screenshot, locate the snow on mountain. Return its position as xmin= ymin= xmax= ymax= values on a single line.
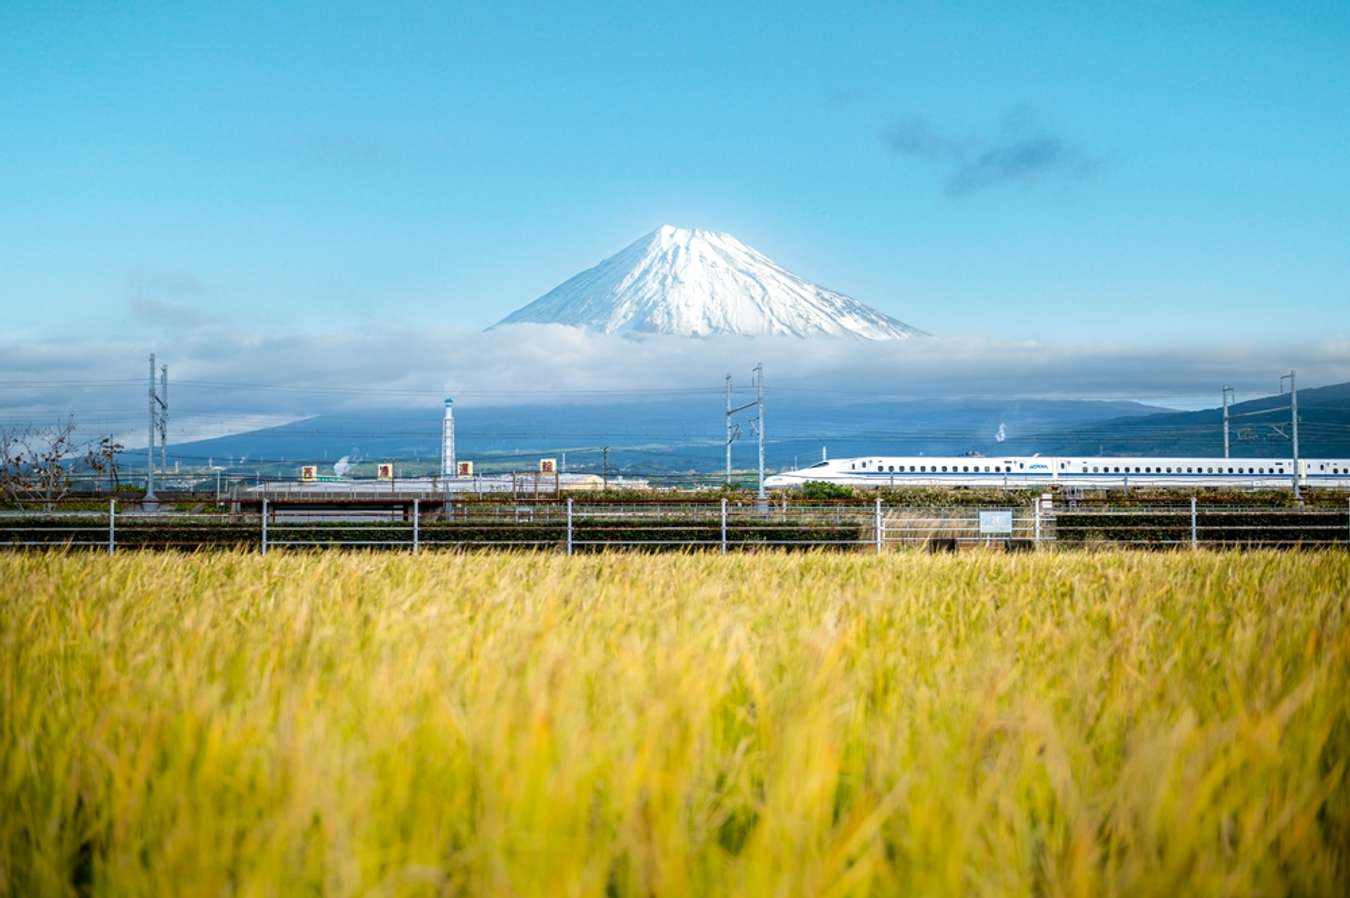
xmin=492 ymin=225 xmax=926 ymax=340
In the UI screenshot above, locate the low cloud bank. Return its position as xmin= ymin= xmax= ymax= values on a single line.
xmin=2 ymin=325 xmax=1346 ymax=443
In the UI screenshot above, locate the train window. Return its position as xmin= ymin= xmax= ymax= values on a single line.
xmin=984 ymin=466 xmax=991 ymax=472
xmin=994 ymin=466 xmax=1001 ymax=472
xmin=1185 ymin=467 xmax=1192 ymax=473
xmin=909 ymin=465 xmax=916 ymax=472
xmin=1227 ymin=467 xmax=1234 ymax=473
xmin=941 ymin=466 xmax=948 ymax=472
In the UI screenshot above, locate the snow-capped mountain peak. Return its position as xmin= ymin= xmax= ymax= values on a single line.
xmin=492 ymin=225 xmax=925 ymax=340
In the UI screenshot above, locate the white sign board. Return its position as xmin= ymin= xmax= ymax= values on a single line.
xmin=978 ymin=510 xmax=1013 ymax=535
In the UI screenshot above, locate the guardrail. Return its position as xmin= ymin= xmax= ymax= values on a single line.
xmin=2 ymin=497 xmax=1347 ymax=553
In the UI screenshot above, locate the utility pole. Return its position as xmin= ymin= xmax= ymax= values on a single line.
xmin=146 ymin=354 xmax=157 ymax=502
xmin=1221 ymin=386 xmax=1234 ymax=458
xmin=1281 ymin=371 xmax=1299 ymax=500
xmin=725 ymin=374 xmax=733 ymax=485
xmin=602 ymin=447 xmax=609 ymax=489
xmin=159 ymin=363 xmax=168 ymax=471
xmin=724 ymin=368 xmax=763 ymax=491
xmin=755 ymin=362 xmax=765 ymax=500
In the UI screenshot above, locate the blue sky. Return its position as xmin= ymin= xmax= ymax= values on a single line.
xmin=2 ymin=0 xmax=1349 ymax=442
xmin=3 ymin=1 xmax=1347 ymax=344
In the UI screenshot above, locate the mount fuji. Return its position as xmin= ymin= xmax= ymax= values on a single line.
xmin=492 ymin=225 xmax=925 ymax=340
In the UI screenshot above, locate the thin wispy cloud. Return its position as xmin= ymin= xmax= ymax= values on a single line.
xmin=883 ymin=110 xmax=1099 ymax=197
xmin=299 ymin=131 xmax=390 ymax=167
xmin=126 ymin=269 xmax=215 ymax=328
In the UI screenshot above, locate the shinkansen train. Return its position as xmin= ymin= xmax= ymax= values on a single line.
xmin=763 ymin=456 xmax=1350 ymax=490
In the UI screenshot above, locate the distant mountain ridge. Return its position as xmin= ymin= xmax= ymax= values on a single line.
xmin=156 ymin=396 xmax=1168 ymax=476
xmin=137 ymin=383 xmax=1350 ymax=478
xmin=1043 ymin=382 xmax=1350 ymax=457
xmin=493 ymin=225 xmax=925 ymax=340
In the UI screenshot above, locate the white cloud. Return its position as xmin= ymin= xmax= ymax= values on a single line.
xmin=2 ymin=325 xmax=1346 ymax=439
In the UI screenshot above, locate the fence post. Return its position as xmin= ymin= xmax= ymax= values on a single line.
xmin=261 ymin=499 xmax=268 ymax=555
xmin=412 ymin=499 xmax=419 ymax=554
xmin=1033 ymin=500 xmax=1041 ymax=548
xmin=1190 ymin=496 xmax=1198 ymax=549
xmin=875 ymin=496 xmax=883 ymax=555
xmin=108 ymin=499 xmax=116 ymax=555
xmin=566 ymin=498 xmax=573 ymax=556
xmin=720 ymin=497 xmax=728 ymax=554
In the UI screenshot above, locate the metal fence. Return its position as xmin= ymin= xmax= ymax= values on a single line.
xmin=2 ymin=497 xmax=1348 ymax=553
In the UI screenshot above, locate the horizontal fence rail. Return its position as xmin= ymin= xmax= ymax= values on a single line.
xmin=1 ymin=498 xmax=1347 ymax=553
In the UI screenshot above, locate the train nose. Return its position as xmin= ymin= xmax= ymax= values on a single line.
xmin=763 ymin=474 xmax=791 ymax=488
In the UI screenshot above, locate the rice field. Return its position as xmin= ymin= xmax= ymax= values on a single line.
xmin=2 ymin=551 xmax=1347 ymax=897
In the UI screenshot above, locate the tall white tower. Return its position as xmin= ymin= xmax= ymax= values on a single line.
xmin=441 ymin=397 xmax=455 ymax=477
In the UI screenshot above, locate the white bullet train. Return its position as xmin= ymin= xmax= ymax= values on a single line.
xmin=763 ymin=455 xmax=1350 ymax=490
